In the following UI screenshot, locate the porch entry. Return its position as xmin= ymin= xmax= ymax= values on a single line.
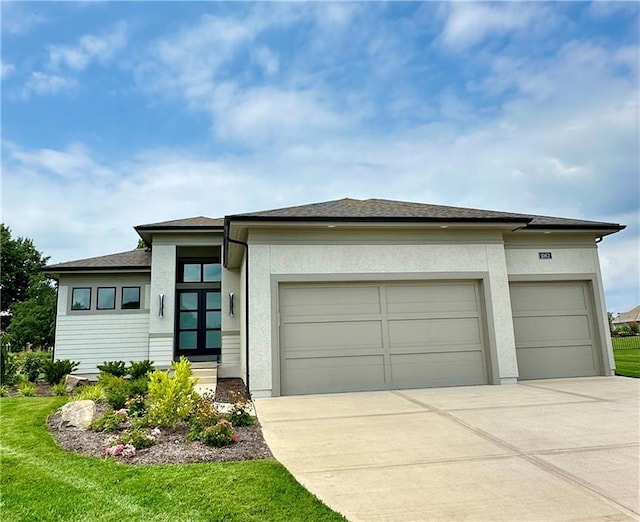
xmin=175 ymin=255 xmax=222 ymax=362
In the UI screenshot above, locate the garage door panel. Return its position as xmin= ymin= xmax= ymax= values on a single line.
xmin=388 ymin=318 xmax=482 ymax=350
xmin=283 ymin=321 xmax=383 ymax=355
xmin=280 ymin=286 xmax=381 ymax=317
xmin=283 ymin=355 xmax=385 ymax=395
xmin=510 ymin=284 xmax=587 ymax=313
xmin=513 ymin=315 xmax=591 ymax=344
xmin=510 ymin=282 xmax=598 ymax=380
xmin=390 ymin=351 xmax=486 ymax=387
xmin=386 ymin=284 xmax=478 ymax=314
xmin=516 ymin=345 xmax=597 ymax=380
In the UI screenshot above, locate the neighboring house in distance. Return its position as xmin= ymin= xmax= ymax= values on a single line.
xmin=612 ymin=305 xmax=640 ymax=327
xmin=44 ymin=198 xmax=625 ymax=397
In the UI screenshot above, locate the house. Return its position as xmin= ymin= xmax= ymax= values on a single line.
xmin=612 ymin=305 xmax=640 ymax=327
xmin=44 ymin=198 xmax=625 ymax=397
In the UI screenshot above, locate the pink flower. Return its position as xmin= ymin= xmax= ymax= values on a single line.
xmin=231 ymin=434 xmax=238 ymax=442
xmin=150 ymin=428 xmax=161 ymax=437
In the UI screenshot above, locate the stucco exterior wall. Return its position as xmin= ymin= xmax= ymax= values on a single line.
xmin=246 ymin=231 xmax=518 ymax=397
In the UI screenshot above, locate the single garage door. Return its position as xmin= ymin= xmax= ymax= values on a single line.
xmin=510 ymin=281 xmax=599 ymax=380
xmin=279 ymin=281 xmax=488 ymax=395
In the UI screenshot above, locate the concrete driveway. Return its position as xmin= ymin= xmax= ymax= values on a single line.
xmin=254 ymin=377 xmax=640 ymax=522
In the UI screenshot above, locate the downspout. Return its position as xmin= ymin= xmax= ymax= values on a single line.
xmin=224 ymin=220 xmax=250 ymax=395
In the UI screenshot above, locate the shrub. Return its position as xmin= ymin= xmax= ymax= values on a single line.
xmin=200 ymin=419 xmax=237 ymax=447
xmin=43 ymin=359 xmax=79 ymax=385
xmin=628 ymin=322 xmax=640 ymax=335
xmin=0 ymin=346 xmax=19 ymax=385
xmin=145 ymin=357 xmax=198 ymax=427
xmin=128 ymin=360 xmax=155 ymax=380
xmin=17 ymin=381 xmax=37 ymax=396
xmin=104 ymin=443 xmax=136 ymax=458
xmin=125 ymin=395 xmax=147 ymax=418
xmin=92 ymin=408 xmax=128 ymax=432
xmin=19 ymin=352 xmax=47 ymax=382
xmin=0 ymin=385 xmax=10 ymax=397
xmin=128 ymin=376 xmax=149 ymax=396
xmin=51 ymin=382 xmax=68 ymax=396
xmin=105 ymin=380 xmax=132 ymax=410
xmin=74 ymin=384 xmax=106 ymax=402
xmin=116 ymin=427 xmax=156 ymax=449
xmin=97 ymin=360 xmax=127 ymax=377
xmin=226 ymin=390 xmax=255 ymax=427
xmin=188 ymin=393 xmax=220 ymax=440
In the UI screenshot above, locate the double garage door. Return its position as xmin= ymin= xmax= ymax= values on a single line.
xmin=279 ymin=281 xmax=489 ymax=395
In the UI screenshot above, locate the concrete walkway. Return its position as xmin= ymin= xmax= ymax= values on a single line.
xmin=254 ymin=377 xmax=640 ymax=522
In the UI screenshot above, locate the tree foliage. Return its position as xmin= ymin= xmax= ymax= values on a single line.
xmin=1 ymin=224 xmax=49 ymax=322
xmin=6 ymin=274 xmax=57 ymax=350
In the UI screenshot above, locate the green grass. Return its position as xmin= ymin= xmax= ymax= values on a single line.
xmin=0 ymin=398 xmax=346 ymax=522
xmin=612 ymin=337 xmax=640 ymax=378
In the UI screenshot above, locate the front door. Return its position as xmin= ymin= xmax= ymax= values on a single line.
xmin=176 ymin=289 xmax=222 ymax=360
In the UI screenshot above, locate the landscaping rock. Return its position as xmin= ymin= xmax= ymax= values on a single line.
xmin=60 ymin=400 xmax=96 ymax=430
xmin=64 ymin=375 xmax=89 ymax=393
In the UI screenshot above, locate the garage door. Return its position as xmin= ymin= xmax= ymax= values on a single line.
xmin=279 ymin=281 xmax=488 ymax=395
xmin=510 ymin=282 xmax=599 ymax=380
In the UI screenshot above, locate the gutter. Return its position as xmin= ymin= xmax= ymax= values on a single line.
xmin=223 ymin=219 xmax=250 ymax=395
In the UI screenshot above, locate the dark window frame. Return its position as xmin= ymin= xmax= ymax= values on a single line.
xmin=71 ymin=287 xmax=92 ymax=311
xmin=121 ymin=286 xmax=141 ymax=310
xmin=96 ymin=287 xmax=116 ymax=310
xmin=177 ymin=258 xmax=221 ymax=284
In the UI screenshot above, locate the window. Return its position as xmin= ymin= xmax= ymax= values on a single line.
xmin=179 ymin=260 xmax=221 ymax=283
xmin=71 ymin=288 xmax=91 ymax=310
xmin=97 ymin=287 xmax=116 ymax=310
xmin=122 ymin=287 xmax=141 ymax=309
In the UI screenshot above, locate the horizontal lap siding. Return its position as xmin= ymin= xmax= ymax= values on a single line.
xmin=55 ymin=314 xmax=150 ymax=374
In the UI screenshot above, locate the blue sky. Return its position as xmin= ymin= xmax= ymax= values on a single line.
xmin=2 ymin=1 xmax=638 ymax=314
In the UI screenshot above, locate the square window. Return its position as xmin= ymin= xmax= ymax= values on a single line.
xmin=180 ymin=292 xmax=198 ymax=310
xmin=122 ymin=287 xmax=141 ymax=309
xmin=205 ymin=330 xmax=221 ymax=349
xmin=71 ymin=288 xmax=91 ymax=310
xmin=179 ymin=332 xmax=197 ymax=350
xmin=183 ymin=264 xmax=201 ymax=282
xmin=203 ymin=263 xmax=221 ymax=282
xmin=97 ymin=287 xmax=116 ymax=310
xmin=206 ymin=291 xmax=221 ymax=309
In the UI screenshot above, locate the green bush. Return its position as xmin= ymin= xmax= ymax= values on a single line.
xmin=200 ymin=419 xmax=236 ymax=447
xmin=125 ymin=395 xmax=147 ymax=418
xmin=102 ymin=378 xmax=131 ymax=410
xmin=97 ymin=360 xmax=127 ymax=377
xmin=17 ymin=381 xmax=37 ymax=397
xmin=226 ymin=391 xmax=255 ymax=427
xmin=21 ymin=352 xmax=45 ymax=382
xmin=128 ymin=376 xmax=149 ymax=396
xmin=43 ymin=359 xmax=79 ymax=385
xmin=73 ymin=384 xmax=106 ymax=402
xmin=0 ymin=346 xmax=19 ymax=385
xmin=92 ymin=408 xmax=128 ymax=432
xmin=128 ymin=360 xmax=155 ymax=380
xmin=188 ymin=393 xmax=220 ymax=440
xmin=116 ymin=427 xmax=156 ymax=449
xmin=145 ymin=357 xmax=198 ymax=427
xmin=0 ymin=385 xmax=10 ymax=397
xmin=51 ymin=382 xmax=68 ymax=396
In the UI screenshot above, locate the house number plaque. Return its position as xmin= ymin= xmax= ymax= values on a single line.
xmin=538 ymin=252 xmax=552 ymax=260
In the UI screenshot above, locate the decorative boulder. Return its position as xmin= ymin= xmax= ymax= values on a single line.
xmin=60 ymin=400 xmax=96 ymax=430
xmin=64 ymin=374 xmax=89 ymax=393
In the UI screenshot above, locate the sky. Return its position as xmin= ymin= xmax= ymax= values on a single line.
xmin=1 ymin=1 xmax=638 ymax=314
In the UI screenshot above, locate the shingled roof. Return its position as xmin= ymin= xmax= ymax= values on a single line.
xmin=45 ymin=249 xmax=151 ymax=273
xmin=227 ymin=198 xmax=623 ymax=229
xmin=135 ymin=216 xmax=224 ymax=229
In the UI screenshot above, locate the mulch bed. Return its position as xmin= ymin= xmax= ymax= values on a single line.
xmin=46 ymin=378 xmax=273 ymax=465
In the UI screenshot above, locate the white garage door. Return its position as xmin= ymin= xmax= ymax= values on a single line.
xmin=279 ymin=281 xmax=488 ymax=395
xmin=510 ymin=281 xmax=599 ymax=380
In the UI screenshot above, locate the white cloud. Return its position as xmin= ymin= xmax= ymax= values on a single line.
xmin=252 ymin=47 xmax=279 ymax=76
xmin=1 ymin=3 xmax=47 ymax=35
xmin=21 ymin=72 xmax=78 ymax=97
xmin=48 ymin=21 xmax=127 ymax=70
xmin=438 ymin=2 xmax=548 ymax=51
xmin=1 ymin=62 xmax=15 ymax=79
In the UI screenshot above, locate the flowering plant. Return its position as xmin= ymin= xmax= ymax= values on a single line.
xmin=104 ymin=443 xmax=136 ymax=458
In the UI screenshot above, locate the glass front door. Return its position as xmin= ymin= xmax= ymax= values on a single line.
xmin=176 ymin=289 xmax=221 ymax=359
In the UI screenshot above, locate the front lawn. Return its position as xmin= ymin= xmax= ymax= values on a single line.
xmin=0 ymin=398 xmax=345 ymax=522
xmin=613 ymin=348 xmax=640 ymax=378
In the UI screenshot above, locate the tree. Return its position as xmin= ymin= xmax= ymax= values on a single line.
xmin=1 ymin=224 xmax=49 ymax=327
xmin=6 ymin=274 xmax=57 ymax=351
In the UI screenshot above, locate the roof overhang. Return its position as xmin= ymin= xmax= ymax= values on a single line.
xmin=43 ymin=266 xmax=151 ymax=280
xmin=135 ymin=225 xmax=224 ymax=246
